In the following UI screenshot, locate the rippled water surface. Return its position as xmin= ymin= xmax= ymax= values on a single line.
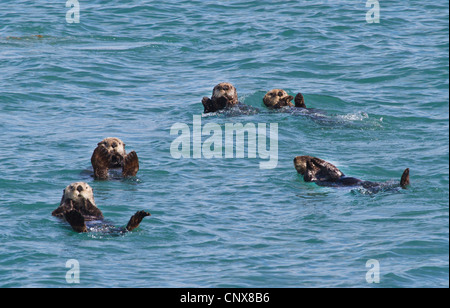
xmin=0 ymin=1 xmax=448 ymax=287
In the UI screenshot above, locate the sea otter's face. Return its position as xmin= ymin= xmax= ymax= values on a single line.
xmin=63 ymin=182 xmax=95 ymax=204
xmin=212 ymin=83 xmax=239 ymax=106
xmin=294 ymin=156 xmax=313 ymax=175
xmin=263 ymin=89 xmax=294 ymax=109
xmin=98 ymin=137 xmax=126 ymax=167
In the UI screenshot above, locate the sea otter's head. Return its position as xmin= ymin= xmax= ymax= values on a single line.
xmin=294 ymin=156 xmax=314 ymax=175
xmin=62 ymin=182 xmax=96 ymax=205
xmin=97 ymin=137 xmax=126 ymax=168
xmin=212 ymin=82 xmax=239 ymax=107
xmin=263 ymin=89 xmax=294 ymax=109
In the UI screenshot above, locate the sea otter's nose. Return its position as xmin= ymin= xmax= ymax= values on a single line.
xmin=77 ymin=185 xmax=84 ymax=193
xmin=112 ymin=142 xmax=117 ymax=148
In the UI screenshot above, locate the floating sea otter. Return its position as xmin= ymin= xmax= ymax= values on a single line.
xmin=52 ymin=182 xmax=150 ymax=233
xmin=202 ymin=82 xmax=240 ymax=113
xmin=91 ymin=137 xmax=139 ymax=180
xmin=263 ymin=89 xmax=306 ymax=109
xmin=294 ymin=156 xmax=410 ymax=190
xmin=202 ymin=82 xmax=259 ymax=115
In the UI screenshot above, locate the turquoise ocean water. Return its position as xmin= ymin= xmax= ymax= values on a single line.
xmin=0 ymin=1 xmax=448 ymax=287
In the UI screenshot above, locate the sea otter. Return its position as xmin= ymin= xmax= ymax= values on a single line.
xmin=91 ymin=137 xmax=139 ymax=180
xmin=294 ymin=156 xmax=410 ymax=190
xmin=263 ymin=89 xmax=306 ymax=109
xmin=202 ymin=82 xmax=241 ymax=113
xmin=52 ymin=182 xmax=150 ymax=233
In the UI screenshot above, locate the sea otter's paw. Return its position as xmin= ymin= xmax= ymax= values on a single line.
xmin=202 ymin=97 xmax=214 ymax=113
xmin=123 ymin=151 xmax=139 ymax=177
xmin=295 ymin=93 xmax=306 ymax=108
xmin=92 ymin=146 xmax=111 ymax=180
xmin=64 ymin=210 xmax=88 ymax=233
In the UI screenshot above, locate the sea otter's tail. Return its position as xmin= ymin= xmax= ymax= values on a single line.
xmin=400 ymin=168 xmax=410 ymax=189
xmin=126 ymin=211 xmax=151 ymax=231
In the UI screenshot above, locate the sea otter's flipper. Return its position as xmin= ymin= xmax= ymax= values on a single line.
xmin=123 ymin=151 xmax=139 ymax=177
xmin=400 ymin=168 xmax=410 ymax=189
xmin=64 ymin=210 xmax=88 ymax=233
xmin=91 ymin=146 xmax=110 ymax=180
xmin=126 ymin=211 xmax=151 ymax=231
xmin=295 ymin=93 xmax=306 ymax=108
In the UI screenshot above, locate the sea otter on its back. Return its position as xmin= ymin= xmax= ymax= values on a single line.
xmin=293 ymin=156 xmax=410 ymax=190
xmin=52 ymin=182 xmax=150 ymax=233
xmin=91 ymin=137 xmax=139 ymax=180
xmin=202 ymin=82 xmax=240 ymax=113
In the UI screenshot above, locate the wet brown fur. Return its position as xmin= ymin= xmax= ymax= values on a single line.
xmin=91 ymin=137 xmax=139 ymax=180
xmin=263 ymin=89 xmax=307 ymax=109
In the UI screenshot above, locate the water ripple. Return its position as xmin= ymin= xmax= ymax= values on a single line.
xmin=0 ymin=0 xmax=448 ymax=288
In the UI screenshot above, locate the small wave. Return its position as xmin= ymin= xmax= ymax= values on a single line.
xmin=202 ymin=104 xmax=260 ymax=118
xmin=336 ymin=111 xmax=369 ymax=122
xmin=74 ymin=42 xmax=157 ymax=51
xmin=311 ymin=111 xmax=384 ymax=129
xmin=350 ymin=181 xmax=403 ymax=196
